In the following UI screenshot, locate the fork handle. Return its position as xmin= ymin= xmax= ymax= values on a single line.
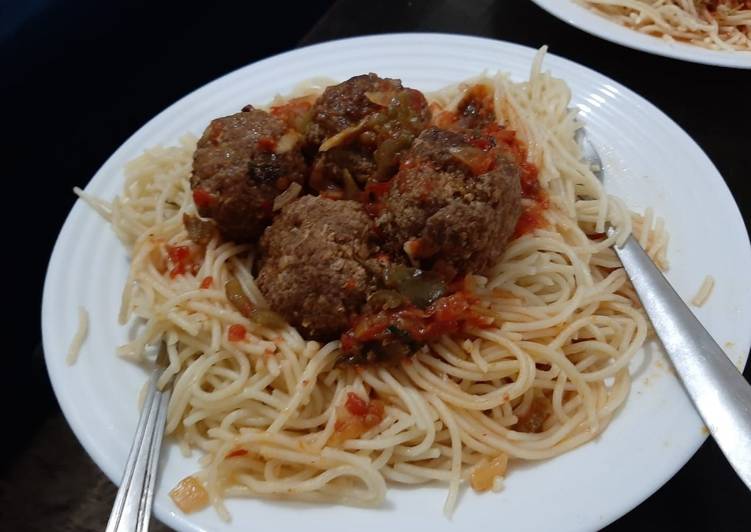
xmin=106 ymin=374 xmax=171 ymax=532
xmin=614 ymin=233 xmax=751 ymax=490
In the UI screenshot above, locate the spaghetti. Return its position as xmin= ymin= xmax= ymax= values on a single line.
xmin=66 ymin=307 xmax=89 ymax=365
xmin=578 ymin=0 xmax=751 ymax=51
xmin=78 ymin=49 xmax=669 ymax=519
xmin=691 ymin=275 xmax=715 ymax=306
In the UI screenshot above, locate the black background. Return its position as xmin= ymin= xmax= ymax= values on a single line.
xmin=4 ymin=0 xmax=750 ymax=530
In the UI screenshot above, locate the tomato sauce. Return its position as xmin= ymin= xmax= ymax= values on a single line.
xmin=192 ymin=188 xmax=215 ymax=210
xmin=329 ymin=392 xmax=385 ymax=445
xmin=269 ymin=95 xmax=316 ymax=132
xmin=228 ymin=324 xmax=247 ymax=341
xmin=225 ymin=448 xmax=249 ymax=458
xmin=339 ymin=290 xmax=491 ymax=365
xmin=166 ymin=245 xmax=192 ymax=278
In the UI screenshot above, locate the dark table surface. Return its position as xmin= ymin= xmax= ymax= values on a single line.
xmin=6 ymin=0 xmax=750 ymax=530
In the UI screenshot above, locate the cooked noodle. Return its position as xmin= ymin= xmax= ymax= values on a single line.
xmin=578 ymin=0 xmax=751 ymax=51
xmin=76 ymin=49 xmax=668 ymax=518
xmin=66 ymin=307 xmax=89 ymax=365
xmin=691 ymin=275 xmax=715 ymax=306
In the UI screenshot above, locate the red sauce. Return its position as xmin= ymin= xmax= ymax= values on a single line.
xmin=345 ymin=392 xmax=369 ymax=416
xmin=166 ymin=245 xmax=192 ymax=278
xmin=257 ymin=137 xmax=276 ymax=151
xmin=330 ymin=393 xmax=385 ymax=445
xmin=269 ymin=96 xmax=315 ymax=131
xmin=340 ymin=291 xmax=490 ymax=363
xmin=514 ymin=188 xmax=548 ymax=238
xmin=167 ymin=245 xmax=189 ymax=263
xmin=192 ymin=188 xmax=215 ymax=210
xmin=228 ymin=324 xmax=246 ymax=341
xmin=519 ymin=162 xmax=542 ymax=201
xmin=206 ymin=121 xmax=224 ymax=145
xmin=200 ymin=276 xmax=213 ymax=289
xmin=225 ymin=448 xmax=249 ymax=458
xmin=512 ymin=200 xmax=548 ymax=239
xmin=259 ymin=200 xmax=273 ymax=217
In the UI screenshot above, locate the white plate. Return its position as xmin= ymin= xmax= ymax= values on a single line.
xmin=531 ymin=0 xmax=751 ymax=68
xmin=42 ymin=34 xmax=751 ymax=532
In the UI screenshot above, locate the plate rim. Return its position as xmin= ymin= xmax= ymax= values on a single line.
xmin=530 ymin=0 xmax=751 ymax=68
xmin=41 ymin=32 xmax=751 ymax=532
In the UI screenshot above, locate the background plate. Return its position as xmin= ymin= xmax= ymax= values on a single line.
xmin=42 ymin=34 xmax=751 ymax=532
xmin=531 ymin=0 xmax=751 ymax=68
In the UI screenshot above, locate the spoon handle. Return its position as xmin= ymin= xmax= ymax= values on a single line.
xmin=614 ymin=233 xmax=751 ymax=490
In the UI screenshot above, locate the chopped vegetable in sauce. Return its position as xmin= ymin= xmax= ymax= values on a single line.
xmin=228 ymin=324 xmax=246 ymax=341
xmin=513 ymin=396 xmax=552 ymax=433
xmin=339 ymin=289 xmax=490 ymax=365
xmin=329 ymin=392 xmax=385 ymax=445
xmin=169 ymin=476 xmax=209 ymax=513
xmin=470 ymin=453 xmax=509 ymax=492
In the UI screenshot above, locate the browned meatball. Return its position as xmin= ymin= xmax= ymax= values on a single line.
xmin=376 ymin=127 xmax=522 ymax=276
xmin=307 ymin=74 xmax=400 ymax=146
xmin=256 ymin=195 xmax=381 ymax=340
xmin=191 ymin=106 xmax=307 ymax=242
xmin=306 ymin=74 xmax=431 ymax=194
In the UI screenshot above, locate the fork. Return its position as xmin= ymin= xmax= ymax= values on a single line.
xmin=106 ymin=361 xmax=172 ymax=532
xmin=577 ymin=128 xmax=751 ymax=490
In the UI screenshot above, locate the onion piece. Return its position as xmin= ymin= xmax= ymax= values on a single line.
xmin=225 ymin=277 xmax=254 ymax=318
xmin=365 ymin=90 xmax=396 ymax=107
xmin=251 ymin=308 xmax=287 ymax=328
xmin=169 ymin=476 xmax=209 ymax=513
xmin=341 ymin=169 xmax=362 ymax=201
xmin=373 ymin=132 xmax=413 ymax=179
xmin=470 ymin=454 xmax=508 ymax=492
xmin=367 ymin=289 xmax=406 ymax=310
xmin=383 ymin=264 xmax=447 ymax=308
xmin=183 ymin=213 xmax=216 ymax=245
xmin=274 ymin=130 xmax=301 ymax=154
xmin=319 ymin=116 xmax=370 ymax=152
xmin=448 ymin=145 xmax=495 ymax=175
xmin=272 ymin=182 xmax=302 ymax=211
xmin=226 ymin=277 xmax=286 ymax=328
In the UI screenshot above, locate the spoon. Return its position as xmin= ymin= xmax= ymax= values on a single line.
xmin=577 ymin=128 xmax=751 ymax=490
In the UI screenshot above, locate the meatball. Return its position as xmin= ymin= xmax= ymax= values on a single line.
xmin=376 ymin=127 xmax=522 ymax=275
xmin=306 ymin=74 xmax=400 ymax=147
xmin=257 ymin=195 xmax=381 ymax=340
xmin=191 ymin=106 xmax=307 ymax=242
xmin=306 ymin=74 xmax=431 ymax=193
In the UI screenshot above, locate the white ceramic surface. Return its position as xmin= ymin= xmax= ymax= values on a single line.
xmin=531 ymin=0 xmax=751 ymax=68
xmin=42 ymin=34 xmax=751 ymax=532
